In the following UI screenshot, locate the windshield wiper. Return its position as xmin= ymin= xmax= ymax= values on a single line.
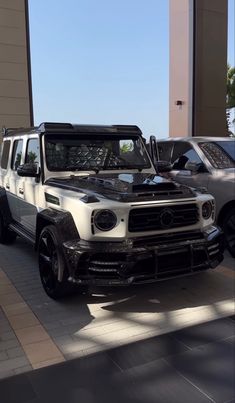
xmin=109 ymin=165 xmax=145 ymax=172
xmin=65 ymin=166 xmax=100 ymax=174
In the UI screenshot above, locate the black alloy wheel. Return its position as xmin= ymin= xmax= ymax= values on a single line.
xmin=38 ymin=225 xmax=74 ymax=299
xmin=223 ymin=208 xmax=235 ymax=258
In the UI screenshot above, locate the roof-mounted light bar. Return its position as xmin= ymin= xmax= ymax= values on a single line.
xmin=2 ymin=122 xmax=143 ymax=137
xmin=38 ymin=122 xmax=74 ymax=132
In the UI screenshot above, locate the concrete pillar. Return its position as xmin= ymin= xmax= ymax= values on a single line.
xmin=193 ymin=0 xmax=228 ymax=136
xmin=169 ymin=0 xmax=228 ymax=137
xmin=169 ymin=0 xmax=194 ymax=138
xmin=0 ymin=0 xmax=33 ymax=144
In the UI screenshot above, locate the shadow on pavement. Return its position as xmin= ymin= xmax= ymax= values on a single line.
xmin=0 ymin=316 xmax=234 ymax=403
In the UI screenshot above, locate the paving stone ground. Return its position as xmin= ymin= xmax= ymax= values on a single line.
xmin=0 ymin=237 xmax=234 ymax=379
xmin=0 ymin=316 xmax=234 ymax=403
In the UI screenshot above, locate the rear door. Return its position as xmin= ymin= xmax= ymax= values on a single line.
xmin=0 ymin=139 xmax=11 ymax=189
xmin=6 ymin=138 xmax=24 ymax=222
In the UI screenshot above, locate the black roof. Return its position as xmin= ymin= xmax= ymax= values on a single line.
xmin=2 ymin=122 xmax=142 ymax=137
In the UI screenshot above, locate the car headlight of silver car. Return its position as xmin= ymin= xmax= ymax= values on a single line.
xmin=202 ymin=201 xmax=213 ymax=219
xmin=94 ymin=210 xmax=117 ymax=231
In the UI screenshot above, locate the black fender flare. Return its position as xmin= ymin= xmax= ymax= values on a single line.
xmin=35 ymin=208 xmax=79 ymax=250
xmin=0 ymin=187 xmax=13 ymax=226
xmin=36 ymin=209 xmax=80 ymax=281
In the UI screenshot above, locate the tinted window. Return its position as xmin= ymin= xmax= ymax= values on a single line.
xmin=171 ymin=143 xmax=202 ymax=168
xmin=1 ymin=140 xmax=11 ymax=169
xmin=199 ymin=142 xmax=235 ymax=168
xmin=45 ymin=134 xmax=151 ymax=171
xmin=217 ymin=141 xmax=235 ymax=161
xmin=157 ymin=142 xmax=174 ymax=162
xmin=157 ymin=142 xmax=202 ymax=170
xmin=25 ymin=139 xmax=40 ymax=164
xmin=11 ymin=140 xmax=23 ymax=171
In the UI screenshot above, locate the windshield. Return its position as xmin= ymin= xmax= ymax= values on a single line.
xmin=199 ymin=141 xmax=235 ymax=169
xmin=45 ymin=133 xmax=151 ymax=172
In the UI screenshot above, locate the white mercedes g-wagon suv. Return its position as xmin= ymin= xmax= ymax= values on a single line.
xmin=0 ymin=122 xmax=224 ymax=298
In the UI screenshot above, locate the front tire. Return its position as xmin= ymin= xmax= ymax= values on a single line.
xmin=223 ymin=208 xmax=235 ymax=257
xmin=0 ymin=214 xmax=17 ymax=244
xmin=38 ymin=225 xmax=75 ymax=299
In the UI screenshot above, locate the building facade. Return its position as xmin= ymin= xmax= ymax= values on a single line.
xmin=169 ymin=0 xmax=228 ymax=137
xmin=0 ymin=0 xmax=33 ymax=144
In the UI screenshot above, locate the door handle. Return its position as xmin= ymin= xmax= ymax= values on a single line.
xmin=19 ymin=188 xmax=24 ymax=195
xmin=5 ymin=184 xmax=10 ymax=190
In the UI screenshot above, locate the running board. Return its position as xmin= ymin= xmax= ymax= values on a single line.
xmin=9 ymin=223 xmax=35 ymax=245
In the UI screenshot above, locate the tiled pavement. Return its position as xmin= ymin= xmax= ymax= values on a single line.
xmin=0 ymin=237 xmax=234 ymax=381
xmin=0 ymin=316 xmax=234 ymax=403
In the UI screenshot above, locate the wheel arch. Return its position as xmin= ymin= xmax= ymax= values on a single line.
xmin=35 ymin=208 xmax=79 ymax=250
xmin=217 ymin=200 xmax=235 ymax=227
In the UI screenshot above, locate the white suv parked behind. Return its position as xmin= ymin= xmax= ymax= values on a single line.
xmin=0 ymin=123 xmax=224 ymax=298
xmin=149 ymin=137 xmax=235 ymax=257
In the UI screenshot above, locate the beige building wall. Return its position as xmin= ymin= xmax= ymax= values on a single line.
xmin=169 ymin=0 xmax=194 ymax=138
xmin=0 ymin=0 xmax=33 ymax=144
xmin=170 ymin=0 xmax=228 ymax=137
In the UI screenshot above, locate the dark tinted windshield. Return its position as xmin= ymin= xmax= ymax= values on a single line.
xmin=45 ymin=134 xmax=151 ymax=171
xmin=199 ymin=141 xmax=235 ymax=169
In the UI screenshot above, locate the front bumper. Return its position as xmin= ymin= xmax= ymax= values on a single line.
xmin=63 ymin=226 xmax=224 ymax=286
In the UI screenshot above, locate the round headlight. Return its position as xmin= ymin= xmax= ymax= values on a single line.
xmin=94 ymin=210 xmax=117 ymax=231
xmin=202 ymin=201 xmax=213 ymax=219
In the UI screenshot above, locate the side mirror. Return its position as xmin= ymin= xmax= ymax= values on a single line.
xmin=155 ymin=160 xmax=172 ymax=173
xmin=185 ymin=161 xmax=207 ymax=173
xmin=17 ymin=163 xmax=40 ymax=178
xmin=148 ymin=135 xmax=159 ymax=164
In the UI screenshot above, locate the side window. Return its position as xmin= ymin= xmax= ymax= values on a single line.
xmin=11 ymin=140 xmax=23 ymax=171
xmin=119 ymin=139 xmax=148 ymax=165
xmin=25 ymin=139 xmax=40 ymax=164
xmin=171 ymin=142 xmax=202 ymax=170
xmin=119 ymin=139 xmax=135 ymax=162
xmin=157 ymin=142 xmax=174 ymax=162
xmin=120 ymin=139 xmax=134 ymax=154
xmin=1 ymin=140 xmax=11 ymax=169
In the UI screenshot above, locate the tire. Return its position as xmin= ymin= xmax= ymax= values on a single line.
xmin=223 ymin=208 xmax=235 ymax=258
xmin=38 ymin=225 xmax=75 ymax=299
xmin=0 ymin=213 xmax=17 ymax=244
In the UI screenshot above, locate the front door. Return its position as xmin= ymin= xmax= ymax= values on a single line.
xmin=158 ymin=141 xmax=210 ymax=189
xmin=18 ymin=138 xmax=41 ymax=234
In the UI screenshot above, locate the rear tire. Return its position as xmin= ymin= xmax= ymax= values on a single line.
xmin=38 ymin=225 xmax=76 ymax=299
xmin=223 ymin=208 xmax=235 ymax=257
xmin=0 ymin=214 xmax=17 ymax=244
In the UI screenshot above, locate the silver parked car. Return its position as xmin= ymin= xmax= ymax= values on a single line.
xmin=151 ymin=137 xmax=235 ymax=257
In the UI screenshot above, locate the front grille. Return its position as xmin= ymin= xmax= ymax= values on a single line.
xmin=157 ymin=248 xmax=191 ymax=273
xmin=132 ymin=231 xmax=204 ymax=247
xmin=129 ymin=204 xmax=199 ymax=232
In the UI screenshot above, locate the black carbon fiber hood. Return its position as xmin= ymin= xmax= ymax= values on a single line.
xmin=46 ymin=173 xmax=196 ymax=202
